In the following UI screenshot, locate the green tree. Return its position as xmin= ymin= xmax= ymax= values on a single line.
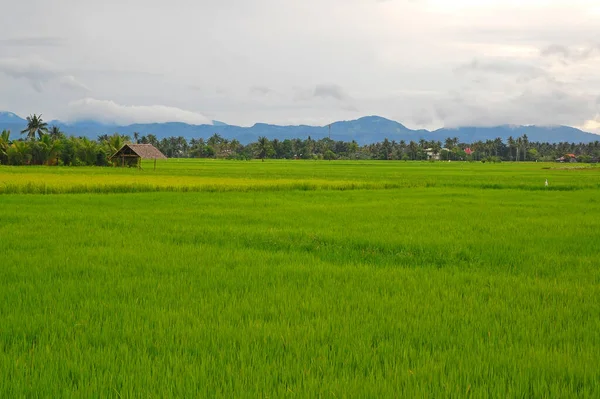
xmin=0 ymin=129 xmax=11 ymax=164
xmin=527 ymin=148 xmax=539 ymax=162
xmin=106 ymin=133 xmax=129 ymax=155
xmin=31 ymin=134 xmax=63 ymax=165
xmin=49 ymin=125 xmax=64 ymax=141
xmin=516 ymin=137 xmax=523 ymax=162
xmin=408 ymin=141 xmax=418 ymax=160
xmin=324 ymin=149 xmax=336 ymax=160
xmin=379 ymin=138 xmax=392 ymax=160
xmin=256 ymin=136 xmax=274 ymax=161
xmin=21 ymin=114 xmax=48 ymax=140
xmin=507 ymin=136 xmax=516 ymax=161
xmin=41 ymin=134 xmax=63 ymax=165
xmin=75 ymin=137 xmax=100 ymax=165
xmin=431 ymin=141 xmax=442 ymax=160
xmin=348 ymin=140 xmax=359 ymax=159
xmin=7 ymin=141 xmax=31 ymax=165
xmin=521 ymin=134 xmax=529 ymax=161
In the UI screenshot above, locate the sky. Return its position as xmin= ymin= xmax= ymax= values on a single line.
xmin=1 ymin=0 xmax=600 ymax=132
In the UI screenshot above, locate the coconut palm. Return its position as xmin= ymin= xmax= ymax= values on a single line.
xmin=0 ymin=129 xmax=11 ymax=164
xmin=107 ymin=133 xmax=128 ymax=155
xmin=516 ymin=137 xmax=523 ymax=162
xmin=21 ymin=114 xmax=48 ymax=140
xmin=521 ymin=134 xmax=529 ymax=161
xmin=408 ymin=141 xmax=418 ymax=160
xmin=8 ymin=140 xmax=31 ymax=165
xmin=38 ymin=133 xmax=63 ymax=165
xmin=49 ymin=125 xmax=63 ymax=141
xmin=255 ymin=136 xmax=273 ymax=161
xmin=507 ymin=136 xmax=516 ymax=161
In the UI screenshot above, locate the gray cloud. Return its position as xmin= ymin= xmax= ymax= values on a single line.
xmin=249 ymin=85 xmax=274 ymax=96
xmin=540 ymin=44 xmax=600 ymax=61
xmin=0 ymin=37 xmax=65 ymax=47
xmin=313 ymin=84 xmax=350 ymax=101
xmin=540 ymin=44 xmax=571 ymax=58
xmin=1 ymin=0 xmax=600 ymax=132
xmin=435 ymin=83 xmax=595 ymax=129
xmin=341 ymin=104 xmax=359 ymax=112
xmin=412 ymin=108 xmax=434 ymax=126
xmin=59 ymin=75 xmax=90 ymax=91
xmin=455 ymin=59 xmax=547 ymax=81
xmin=0 ymin=57 xmax=88 ymax=93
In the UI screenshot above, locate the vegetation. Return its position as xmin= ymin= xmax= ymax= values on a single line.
xmin=20 ymin=113 xmax=48 ymax=141
xmin=1 ymin=159 xmax=598 ymax=195
xmin=1 ymin=114 xmax=600 ymax=166
xmin=1 ymin=161 xmax=599 ymax=396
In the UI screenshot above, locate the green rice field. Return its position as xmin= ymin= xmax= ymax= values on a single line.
xmin=1 ymin=160 xmax=599 ymax=397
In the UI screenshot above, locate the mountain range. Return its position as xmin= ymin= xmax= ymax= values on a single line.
xmin=1 ymin=112 xmax=599 ymax=145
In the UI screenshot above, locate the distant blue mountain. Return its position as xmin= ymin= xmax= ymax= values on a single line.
xmin=0 ymin=111 xmax=25 ymax=124
xmin=1 ymin=112 xmax=598 ymax=144
xmin=432 ymin=125 xmax=599 ymax=144
xmin=0 ymin=112 xmax=26 ymax=136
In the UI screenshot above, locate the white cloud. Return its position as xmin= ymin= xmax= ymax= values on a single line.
xmin=66 ymin=98 xmax=213 ymax=125
xmin=0 ymin=57 xmax=88 ymax=93
xmin=579 ymin=115 xmax=600 ymax=134
xmin=1 ymin=0 xmax=600 ymax=130
xmin=59 ymin=75 xmax=90 ymax=91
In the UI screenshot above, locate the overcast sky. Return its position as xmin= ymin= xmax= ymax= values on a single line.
xmin=1 ymin=0 xmax=600 ymax=132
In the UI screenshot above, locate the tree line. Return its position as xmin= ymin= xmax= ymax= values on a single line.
xmin=1 ymin=114 xmax=600 ymax=166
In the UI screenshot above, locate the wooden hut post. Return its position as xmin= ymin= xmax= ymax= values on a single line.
xmin=154 ymin=158 xmax=157 ymax=171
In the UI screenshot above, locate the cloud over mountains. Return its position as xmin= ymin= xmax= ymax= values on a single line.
xmin=66 ymin=98 xmax=213 ymax=125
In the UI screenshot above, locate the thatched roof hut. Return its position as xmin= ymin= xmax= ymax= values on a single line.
xmin=110 ymin=144 xmax=167 ymax=168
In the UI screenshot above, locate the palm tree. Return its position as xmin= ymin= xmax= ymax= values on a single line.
xmin=408 ymin=141 xmax=418 ymax=160
xmin=133 ymin=132 xmax=140 ymax=144
xmin=49 ymin=125 xmax=63 ymax=141
xmin=9 ymin=140 xmax=31 ymax=165
xmin=256 ymin=136 xmax=273 ymax=161
xmin=494 ymin=137 xmax=503 ymax=157
xmin=507 ymin=136 xmax=515 ymax=161
xmin=38 ymin=133 xmax=63 ymax=165
xmin=0 ymin=130 xmax=11 ymax=164
xmin=516 ymin=137 xmax=523 ymax=162
xmin=521 ymin=134 xmax=529 ymax=161
xmin=21 ymin=114 xmax=48 ymax=140
xmin=76 ymin=137 xmax=99 ymax=165
xmin=432 ymin=141 xmax=442 ymax=160
xmin=107 ymin=133 xmax=128 ymax=155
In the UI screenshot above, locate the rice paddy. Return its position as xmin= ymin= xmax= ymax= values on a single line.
xmin=1 ymin=160 xmax=599 ymax=397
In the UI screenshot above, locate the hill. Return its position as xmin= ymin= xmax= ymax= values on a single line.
xmin=1 ymin=112 xmax=598 ymax=144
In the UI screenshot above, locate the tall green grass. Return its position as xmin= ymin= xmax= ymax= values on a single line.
xmin=0 ymin=162 xmax=599 ymax=397
xmin=1 ymin=160 xmax=599 ymax=194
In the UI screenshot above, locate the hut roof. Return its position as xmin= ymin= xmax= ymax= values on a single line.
xmin=110 ymin=144 xmax=167 ymax=160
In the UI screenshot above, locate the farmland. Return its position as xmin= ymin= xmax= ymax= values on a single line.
xmin=1 ymin=160 xmax=600 ymax=397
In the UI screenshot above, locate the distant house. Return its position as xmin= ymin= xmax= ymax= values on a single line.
xmin=556 ymin=153 xmax=577 ymax=163
xmin=110 ymin=144 xmax=167 ymax=169
xmin=424 ymin=148 xmax=441 ymax=160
